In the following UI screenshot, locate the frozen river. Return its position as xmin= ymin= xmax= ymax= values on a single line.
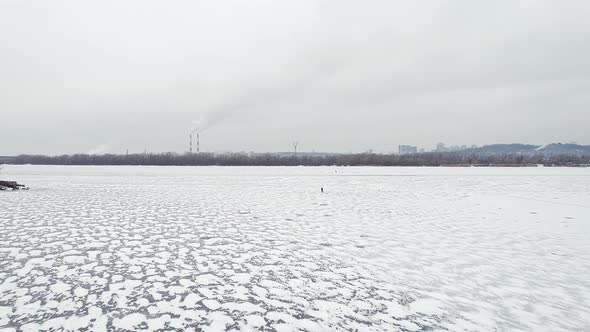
xmin=1 ymin=166 xmax=589 ymax=331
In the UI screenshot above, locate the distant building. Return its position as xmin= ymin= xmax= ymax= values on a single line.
xmin=399 ymin=145 xmax=418 ymax=155
xmin=436 ymin=142 xmax=446 ymax=152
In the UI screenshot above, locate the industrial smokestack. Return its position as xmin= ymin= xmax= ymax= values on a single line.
xmin=189 ymin=133 xmax=193 ymax=153
xmin=197 ymin=132 xmax=200 ymax=153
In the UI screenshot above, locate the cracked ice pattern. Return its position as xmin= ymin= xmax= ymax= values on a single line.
xmin=1 ymin=166 xmax=590 ymax=331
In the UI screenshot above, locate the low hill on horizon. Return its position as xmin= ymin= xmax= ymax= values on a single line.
xmin=464 ymin=143 xmax=590 ymax=157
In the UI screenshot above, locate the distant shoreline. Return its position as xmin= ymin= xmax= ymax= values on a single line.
xmin=2 ymin=164 xmax=589 ymax=168
xmin=1 ymin=152 xmax=589 ymax=168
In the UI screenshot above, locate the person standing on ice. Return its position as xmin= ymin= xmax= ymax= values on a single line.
xmin=321 ymin=187 xmax=324 ymax=193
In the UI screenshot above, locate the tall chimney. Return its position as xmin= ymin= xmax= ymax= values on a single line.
xmin=197 ymin=132 xmax=200 ymax=153
xmin=189 ymin=133 xmax=193 ymax=153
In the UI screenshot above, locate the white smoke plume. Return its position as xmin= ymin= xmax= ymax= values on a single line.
xmin=87 ymin=144 xmax=110 ymax=155
xmin=190 ymin=102 xmax=248 ymax=135
xmin=189 ymin=59 xmax=336 ymax=136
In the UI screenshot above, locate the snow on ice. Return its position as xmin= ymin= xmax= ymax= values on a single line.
xmin=0 ymin=165 xmax=589 ymax=331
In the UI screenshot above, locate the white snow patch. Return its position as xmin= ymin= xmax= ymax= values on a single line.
xmin=113 ymin=313 xmax=145 ymax=330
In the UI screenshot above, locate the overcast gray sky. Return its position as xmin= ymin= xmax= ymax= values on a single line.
xmin=1 ymin=0 xmax=589 ymax=155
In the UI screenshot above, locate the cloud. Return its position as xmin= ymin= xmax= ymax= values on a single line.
xmin=0 ymin=0 xmax=589 ymax=154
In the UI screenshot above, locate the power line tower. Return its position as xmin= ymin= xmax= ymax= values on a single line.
xmin=293 ymin=141 xmax=299 ymax=154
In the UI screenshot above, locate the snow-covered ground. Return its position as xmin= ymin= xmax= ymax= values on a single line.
xmin=1 ymin=165 xmax=589 ymax=331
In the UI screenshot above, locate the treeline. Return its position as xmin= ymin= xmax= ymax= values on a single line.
xmin=3 ymin=152 xmax=590 ymax=166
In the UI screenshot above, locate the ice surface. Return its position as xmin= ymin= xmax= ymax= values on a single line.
xmin=1 ymin=165 xmax=589 ymax=331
